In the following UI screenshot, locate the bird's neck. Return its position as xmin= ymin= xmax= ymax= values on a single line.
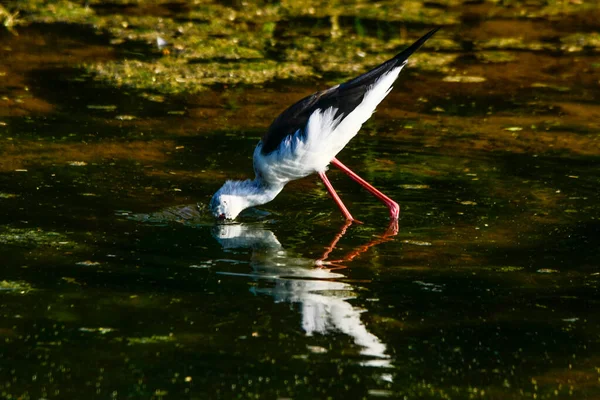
xmin=240 ymin=177 xmax=284 ymax=210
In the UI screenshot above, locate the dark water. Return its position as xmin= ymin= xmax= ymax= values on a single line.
xmin=1 ymin=7 xmax=600 ymax=400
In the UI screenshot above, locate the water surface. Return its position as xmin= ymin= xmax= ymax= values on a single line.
xmin=0 ymin=1 xmax=599 ymax=399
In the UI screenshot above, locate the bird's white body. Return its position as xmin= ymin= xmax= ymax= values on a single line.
xmin=211 ymin=66 xmax=404 ymax=220
xmin=209 ymin=28 xmax=438 ymax=220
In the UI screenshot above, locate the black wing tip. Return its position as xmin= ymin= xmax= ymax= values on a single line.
xmin=393 ymin=27 xmax=440 ymax=64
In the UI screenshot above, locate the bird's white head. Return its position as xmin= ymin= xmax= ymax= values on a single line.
xmin=209 ymin=178 xmax=284 ymax=220
xmin=209 ymin=180 xmax=251 ymax=220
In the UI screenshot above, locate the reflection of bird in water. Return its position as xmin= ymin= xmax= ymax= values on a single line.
xmin=209 ymin=28 xmax=438 ymax=222
xmin=213 ymin=221 xmax=397 ymax=368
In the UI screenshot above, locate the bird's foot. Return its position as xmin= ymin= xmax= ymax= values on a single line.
xmin=385 ymin=219 xmax=399 ymax=236
xmin=388 ymin=201 xmax=400 ymax=220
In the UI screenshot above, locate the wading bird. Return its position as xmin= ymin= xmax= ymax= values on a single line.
xmin=210 ymin=28 xmax=438 ymax=221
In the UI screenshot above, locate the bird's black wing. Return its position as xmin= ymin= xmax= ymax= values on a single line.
xmin=260 ymin=27 xmax=439 ymax=155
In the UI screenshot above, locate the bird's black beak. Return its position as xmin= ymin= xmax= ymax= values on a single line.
xmin=218 ymin=213 xmax=226 ymax=220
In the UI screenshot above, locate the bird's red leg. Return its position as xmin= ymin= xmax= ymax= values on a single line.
xmin=330 ymin=157 xmax=400 ymax=220
xmin=318 ymin=171 xmax=355 ymax=221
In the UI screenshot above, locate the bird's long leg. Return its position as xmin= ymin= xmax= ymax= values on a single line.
xmin=318 ymin=171 xmax=355 ymax=221
xmin=330 ymin=157 xmax=400 ymax=220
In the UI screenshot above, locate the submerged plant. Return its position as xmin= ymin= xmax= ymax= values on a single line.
xmin=0 ymin=5 xmax=21 ymax=34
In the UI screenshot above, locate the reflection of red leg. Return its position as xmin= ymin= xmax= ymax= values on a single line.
xmin=316 ymin=219 xmax=353 ymax=267
xmin=331 ymin=157 xmax=399 ymax=220
xmin=318 ymin=171 xmax=354 ymax=221
xmin=317 ymin=219 xmax=399 ymax=269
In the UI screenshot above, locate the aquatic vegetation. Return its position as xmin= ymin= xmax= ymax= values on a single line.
xmin=477 ymin=51 xmax=517 ymax=64
xmin=0 ymin=280 xmax=34 ymax=293
xmin=561 ymin=32 xmax=600 ymax=52
xmin=3 ymin=0 xmax=594 ymax=94
xmin=10 ymin=0 xmax=94 ymax=24
xmin=0 ymin=4 xmax=22 ymax=32
xmin=87 ymin=58 xmax=315 ymax=94
xmin=2 ymin=0 xmax=457 ymax=93
xmin=0 ymin=227 xmax=71 ymax=248
xmin=126 ymin=335 xmax=176 ymax=345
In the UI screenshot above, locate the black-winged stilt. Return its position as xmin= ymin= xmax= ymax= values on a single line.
xmin=210 ymin=28 xmax=439 ymax=221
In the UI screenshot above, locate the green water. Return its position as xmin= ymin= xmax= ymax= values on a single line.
xmin=1 ymin=1 xmax=599 ymax=399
